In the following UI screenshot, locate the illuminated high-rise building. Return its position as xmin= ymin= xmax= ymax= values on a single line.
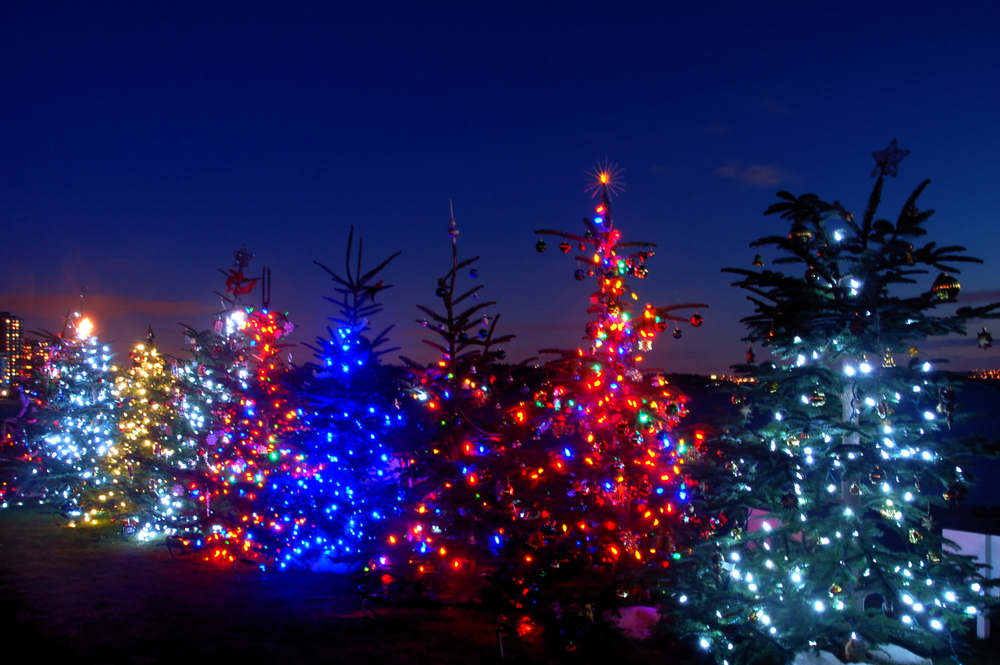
xmin=20 ymin=338 xmax=46 ymax=380
xmin=0 ymin=312 xmax=24 ymax=390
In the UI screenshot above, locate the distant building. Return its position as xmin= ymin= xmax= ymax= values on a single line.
xmin=19 ymin=338 xmax=46 ymax=380
xmin=0 ymin=311 xmax=24 ymax=393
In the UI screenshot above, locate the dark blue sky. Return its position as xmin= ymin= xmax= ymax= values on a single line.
xmin=3 ymin=1 xmax=999 ymax=373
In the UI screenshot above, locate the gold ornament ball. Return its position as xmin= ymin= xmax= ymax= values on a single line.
xmin=930 ymin=273 xmax=961 ymax=301
xmin=789 ymin=224 xmax=813 ymax=243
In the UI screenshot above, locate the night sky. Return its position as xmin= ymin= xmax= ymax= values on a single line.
xmin=3 ymin=1 xmax=999 ymax=374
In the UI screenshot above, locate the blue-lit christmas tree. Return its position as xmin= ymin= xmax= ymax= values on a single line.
xmin=263 ymin=228 xmax=405 ymax=570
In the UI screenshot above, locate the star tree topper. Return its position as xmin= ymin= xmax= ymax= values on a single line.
xmin=871 ymin=138 xmax=910 ymax=178
xmin=977 ymin=327 xmax=993 ymax=350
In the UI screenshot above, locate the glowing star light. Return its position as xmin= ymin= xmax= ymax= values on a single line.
xmin=75 ymin=317 xmax=94 ymax=340
xmin=586 ymin=160 xmax=625 ymax=199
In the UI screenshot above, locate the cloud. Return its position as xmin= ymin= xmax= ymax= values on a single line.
xmin=0 ymin=293 xmax=217 ymax=320
xmin=715 ymin=162 xmax=790 ymax=188
xmin=703 ymin=123 xmax=731 ymax=134
xmin=756 ymin=97 xmax=790 ymax=115
xmin=508 ymin=322 xmax=584 ymax=332
xmin=958 ymin=290 xmax=1000 ymax=304
xmin=911 ymin=338 xmax=974 ymax=351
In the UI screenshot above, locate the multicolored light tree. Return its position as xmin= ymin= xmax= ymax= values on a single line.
xmin=681 ymin=141 xmax=1000 ymax=663
xmin=492 ymin=164 xmax=709 ymax=628
xmin=378 ymin=206 xmax=524 ymax=602
xmin=182 ymin=247 xmax=302 ymax=565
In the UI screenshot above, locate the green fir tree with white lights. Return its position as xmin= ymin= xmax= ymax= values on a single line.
xmin=678 ymin=140 xmax=1000 ymax=664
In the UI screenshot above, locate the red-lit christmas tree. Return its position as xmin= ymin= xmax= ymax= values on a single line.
xmin=376 ymin=205 xmax=528 ymax=602
xmin=183 ymin=247 xmax=301 ymax=566
xmin=491 ymin=164 xmax=710 ymax=644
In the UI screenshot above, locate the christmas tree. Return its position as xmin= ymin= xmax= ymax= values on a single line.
xmin=33 ymin=314 xmax=118 ymax=525
xmin=173 ymin=318 xmax=247 ymax=543
xmin=682 ymin=140 xmax=1000 ymax=663
xmin=182 ymin=246 xmax=300 ymax=565
xmin=90 ymin=329 xmax=200 ymax=539
xmin=494 ymin=164 xmax=709 ymax=642
xmin=378 ymin=205 xmax=524 ymax=602
xmin=263 ymin=227 xmax=404 ymax=570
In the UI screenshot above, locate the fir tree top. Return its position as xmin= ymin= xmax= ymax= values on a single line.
xmin=311 ymin=226 xmax=401 ymax=369
xmin=725 ymin=139 xmax=1000 ymax=366
xmin=402 ymin=203 xmax=514 ymax=378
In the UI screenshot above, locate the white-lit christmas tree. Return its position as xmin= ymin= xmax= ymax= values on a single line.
xmin=681 ymin=140 xmax=1000 ymax=663
xmin=34 ymin=315 xmax=118 ymax=525
xmin=89 ymin=329 xmax=200 ymax=539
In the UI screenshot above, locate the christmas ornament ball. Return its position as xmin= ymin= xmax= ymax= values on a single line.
xmin=930 ymin=273 xmax=961 ymax=301
xmin=789 ymin=223 xmax=812 ymax=243
xmin=945 ymin=483 xmax=968 ymax=503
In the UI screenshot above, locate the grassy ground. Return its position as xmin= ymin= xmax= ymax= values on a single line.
xmin=0 ymin=503 xmax=996 ymax=664
xmin=0 ymin=504 xmax=670 ymax=664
